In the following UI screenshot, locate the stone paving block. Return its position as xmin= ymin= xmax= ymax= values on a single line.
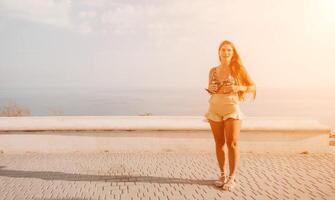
xmin=0 ymin=151 xmax=334 ymax=200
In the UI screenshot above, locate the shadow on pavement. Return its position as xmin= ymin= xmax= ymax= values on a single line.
xmin=0 ymin=166 xmax=214 ymax=186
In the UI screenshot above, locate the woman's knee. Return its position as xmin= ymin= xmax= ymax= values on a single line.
xmin=227 ymin=140 xmax=238 ymax=149
xmin=215 ymin=141 xmax=226 ymax=150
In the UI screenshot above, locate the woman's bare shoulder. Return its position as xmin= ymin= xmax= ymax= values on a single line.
xmin=209 ymin=66 xmax=219 ymax=74
xmin=210 ymin=66 xmax=219 ymax=71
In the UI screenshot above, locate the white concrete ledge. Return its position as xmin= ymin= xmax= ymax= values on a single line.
xmin=0 ymin=116 xmax=331 ymax=132
xmin=0 ymin=130 xmax=333 ymax=154
xmin=0 ymin=116 xmax=332 ymax=154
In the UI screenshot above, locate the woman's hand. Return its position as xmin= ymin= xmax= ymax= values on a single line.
xmin=208 ymin=83 xmax=218 ymax=93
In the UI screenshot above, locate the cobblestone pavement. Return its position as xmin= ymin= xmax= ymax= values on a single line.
xmin=0 ymin=151 xmax=334 ymax=200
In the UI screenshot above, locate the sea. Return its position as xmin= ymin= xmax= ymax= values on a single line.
xmin=0 ymin=86 xmax=334 ymax=132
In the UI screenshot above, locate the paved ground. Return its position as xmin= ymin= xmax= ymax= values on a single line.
xmin=0 ymin=151 xmax=334 ymax=200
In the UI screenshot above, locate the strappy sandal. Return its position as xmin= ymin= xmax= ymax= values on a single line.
xmin=222 ymin=175 xmax=236 ymax=191
xmin=214 ymin=172 xmax=226 ymax=187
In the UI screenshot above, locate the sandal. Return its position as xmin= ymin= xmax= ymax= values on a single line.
xmin=222 ymin=175 xmax=236 ymax=191
xmin=214 ymin=172 xmax=226 ymax=187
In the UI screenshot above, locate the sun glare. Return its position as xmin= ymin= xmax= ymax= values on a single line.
xmin=318 ymin=0 xmax=335 ymax=28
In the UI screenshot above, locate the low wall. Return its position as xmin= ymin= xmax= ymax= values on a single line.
xmin=0 ymin=116 xmax=333 ymax=154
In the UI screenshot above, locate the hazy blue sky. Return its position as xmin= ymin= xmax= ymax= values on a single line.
xmin=1 ymin=0 xmax=334 ymax=89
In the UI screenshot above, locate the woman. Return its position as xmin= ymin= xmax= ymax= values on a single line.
xmin=205 ymin=40 xmax=256 ymax=191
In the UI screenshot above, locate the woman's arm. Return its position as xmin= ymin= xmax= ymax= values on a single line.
xmin=237 ymin=85 xmax=256 ymax=93
xmin=216 ymin=84 xmax=256 ymax=94
xmin=206 ymin=68 xmax=217 ymax=94
xmin=208 ymin=68 xmax=215 ymax=87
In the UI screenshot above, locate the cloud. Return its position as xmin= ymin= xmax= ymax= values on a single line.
xmin=1 ymin=0 xmax=72 ymax=28
xmin=1 ymin=0 xmax=325 ymax=39
xmin=0 ymin=0 xmax=228 ymax=36
xmin=95 ymin=0 xmax=226 ymax=36
xmin=78 ymin=11 xmax=97 ymax=19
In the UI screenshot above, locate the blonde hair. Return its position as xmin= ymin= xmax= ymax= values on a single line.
xmin=218 ymin=40 xmax=256 ymax=101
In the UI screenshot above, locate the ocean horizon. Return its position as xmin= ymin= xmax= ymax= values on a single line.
xmin=0 ymin=86 xmax=334 ymax=131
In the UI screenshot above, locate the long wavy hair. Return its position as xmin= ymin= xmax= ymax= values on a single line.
xmin=218 ymin=40 xmax=256 ymax=101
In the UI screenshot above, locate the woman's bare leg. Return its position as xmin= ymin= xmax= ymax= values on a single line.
xmin=224 ymin=118 xmax=241 ymax=177
xmin=208 ymin=119 xmax=226 ymax=174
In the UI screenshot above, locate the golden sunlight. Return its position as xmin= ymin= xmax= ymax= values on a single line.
xmin=318 ymin=0 xmax=335 ymax=29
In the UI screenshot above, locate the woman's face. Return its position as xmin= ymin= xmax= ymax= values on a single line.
xmin=219 ymin=44 xmax=234 ymax=62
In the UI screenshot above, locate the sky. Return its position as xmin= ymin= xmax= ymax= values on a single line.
xmin=0 ymin=0 xmax=335 ymax=90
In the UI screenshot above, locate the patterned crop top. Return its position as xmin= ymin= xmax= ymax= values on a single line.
xmin=212 ymin=68 xmax=238 ymax=87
